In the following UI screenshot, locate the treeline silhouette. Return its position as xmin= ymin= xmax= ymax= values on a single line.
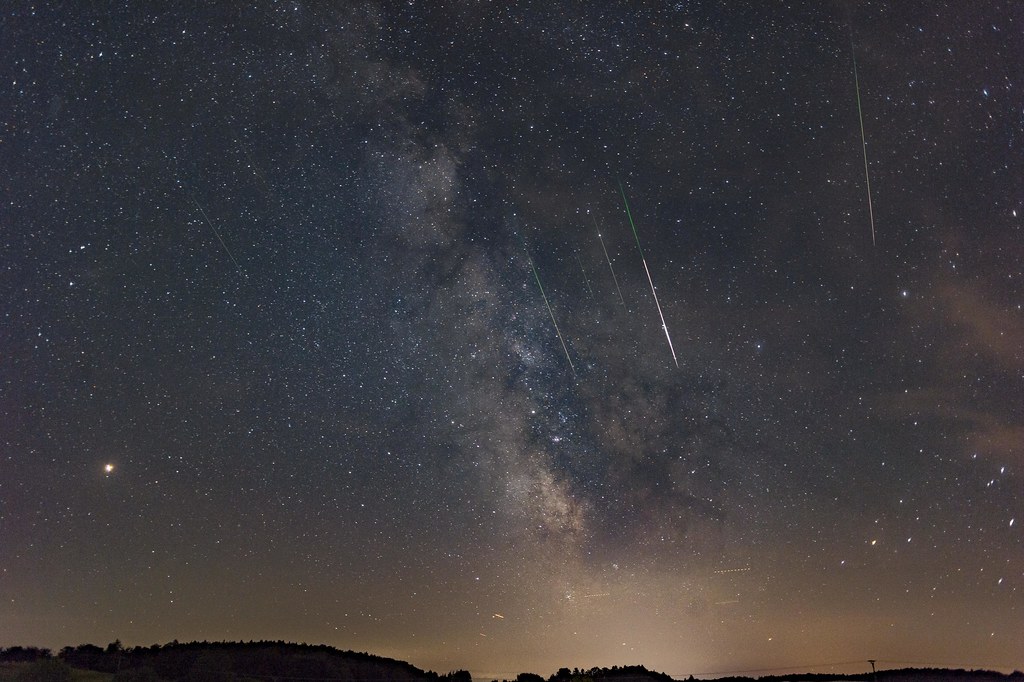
xmin=706 ymin=671 xmax=1024 ymax=682
xmin=514 ymin=665 xmax=675 ymax=682
xmin=2 ymin=643 xmax=1022 ymax=682
xmin=0 ymin=641 xmax=470 ymax=682
xmin=494 ymin=666 xmax=1023 ymax=682
xmin=0 ymin=648 xmax=53 ymax=663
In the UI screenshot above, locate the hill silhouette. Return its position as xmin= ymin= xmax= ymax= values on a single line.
xmin=2 ymin=643 xmax=1021 ymax=682
xmin=2 ymin=641 xmax=469 ymax=682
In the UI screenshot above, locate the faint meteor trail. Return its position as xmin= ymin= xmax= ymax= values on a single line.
xmin=189 ymin=195 xmax=244 ymax=273
xmin=527 ymin=253 xmax=576 ymax=377
xmin=618 ymin=182 xmax=679 ymax=368
xmin=575 ymin=252 xmax=596 ymax=300
xmin=594 ymin=216 xmax=626 ymax=306
xmin=849 ymin=26 xmax=877 ymax=246
xmin=165 ymin=150 xmax=245 ymax=275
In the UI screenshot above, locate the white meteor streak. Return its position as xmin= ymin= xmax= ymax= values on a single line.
xmin=190 ymin=195 xmax=244 ymax=273
xmin=594 ymin=216 xmax=626 ymax=307
xmin=850 ymin=27 xmax=876 ymax=246
xmin=619 ymin=183 xmax=679 ymax=368
xmin=641 ymin=256 xmax=679 ymax=368
xmin=575 ymin=252 xmax=596 ymax=300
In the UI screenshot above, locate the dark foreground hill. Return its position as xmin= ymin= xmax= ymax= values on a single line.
xmin=2 ymin=643 xmax=1021 ymax=682
xmin=1 ymin=641 xmax=469 ymax=682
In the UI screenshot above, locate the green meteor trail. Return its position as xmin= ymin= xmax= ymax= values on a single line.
xmin=527 ymin=253 xmax=576 ymax=377
xmin=619 ymin=181 xmax=646 ymax=258
xmin=619 ymin=182 xmax=679 ymax=368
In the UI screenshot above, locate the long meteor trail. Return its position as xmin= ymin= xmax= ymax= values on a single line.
xmin=189 ymin=195 xmax=244 ymax=273
xmin=850 ymin=27 xmax=876 ymax=247
xmin=594 ymin=216 xmax=626 ymax=307
xmin=618 ymin=182 xmax=679 ymax=368
xmin=527 ymin=253 xmax=576 ymax=377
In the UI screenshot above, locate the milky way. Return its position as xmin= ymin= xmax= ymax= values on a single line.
xmin=2 ymin=3 xmax=1021 ymax=679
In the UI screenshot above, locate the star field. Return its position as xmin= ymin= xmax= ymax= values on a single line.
xmin=2 ymin=2 xmax=1022 ymax=680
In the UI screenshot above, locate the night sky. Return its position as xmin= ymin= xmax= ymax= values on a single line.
xmin=2 ymin=2 xmax=1022 ymax=679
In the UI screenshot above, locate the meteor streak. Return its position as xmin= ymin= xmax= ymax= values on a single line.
xmin=575 ymin=252 xmax=596 ymax=300
xmin=164 ymin=152 xmax=245 ymax=274
xmin=850 ymin=27 xmax=876 ymax=246
xmin=618 ymin=182 xmax=679 ymax=367
xmin=594 ymin=216 xmax=626 ymax=307
xmin=527 ymin=253 xmax=576 ymax=377
xmin=189 ymin=195 xmax=244 ymax=273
